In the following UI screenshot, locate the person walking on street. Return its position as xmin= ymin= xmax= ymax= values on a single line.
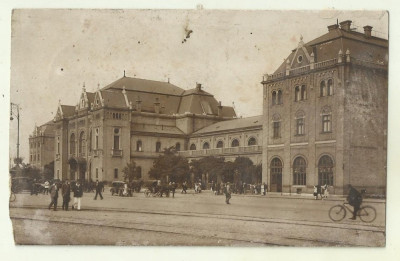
xmin=224 ymin=182 xmax=232 ymax=204
xmin=44 ymin=180 xmax=50 ymax=195
xmin=94 ymin=180 xmax=104 ymax=200
xmin=61 ymin=180 xmax=71 ymax=210
xmin=181 ymin=181 xmax=187 ymax=194
xmin=72 ymin=180 xmax=83 ymax=210
xmin=48 ymin=182 xmax=59 ymax=211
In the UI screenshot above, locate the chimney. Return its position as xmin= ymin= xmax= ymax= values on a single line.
xmin=154 ymin=97 xmax=160 ymax=114
xmin=327 ymin=24 xmax=339 ymax=32
xmin=339 ymin=20 xmax=352 ymax=31
xmin=363 ymin=25 xmax=373 ymax=37
xmin=196 ymin=83 xmax=202 ymax=91
xmin=217 ymin=101 xmax=223 ymax=116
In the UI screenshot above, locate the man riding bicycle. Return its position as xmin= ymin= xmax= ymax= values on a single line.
xmin=346 ymin=184 xmax=364 ymax=220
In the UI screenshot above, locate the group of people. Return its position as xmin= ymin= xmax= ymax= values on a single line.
xmin=47 ymin=179 xmax=104 ymax=211
xmin=313 ymin=184 xmax=329 ymax=200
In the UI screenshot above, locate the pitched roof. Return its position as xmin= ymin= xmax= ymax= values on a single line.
xmin=273 ymin=25 xmax=388 ymax=75
xmin=100 ymin=90 xmax=127 ymax=109
xmin=131 ymin=124 xmax=185 ymax=135
xmin=102 ymin=76 xmax=185 ymax=96
xmin=61 ymin=105 xmax=76 ymax=117
xmin=192 ymin=115 xmax=262 ymax=135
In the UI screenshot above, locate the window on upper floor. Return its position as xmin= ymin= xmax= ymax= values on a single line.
xmin=272 ymin=91 xmax=277 ymax=105
xmin=216 ymin=140 xmax=224 ymax=148
xmin=295 ymin=85 xmax=307 ymax=101
xmin=272 ymin=90 xmax=283 ymax=105
xmin=295 ymin=110 xmax=305 ymax=136
xmin=136 ymin=140 xmax=143 ymax=152
xmin=203 ymin=142 xmax=210 ymax=150
xmin=248 ymin=137 xmax=257 ymax=146
xmin=272 ymin=113 xmax=281 ymax=139
xmin=320 ymin=79 xmax=334 ymax=97
xmin=321 ymin=106 xmax=332 ymax=133
xmin=95 ymin=128 xmax=99 ymax=149
xmin=231 ymin=139 xmax=239 ymax=147
xmin=190 ymin=143 xmax=196 ymax=150
xmin=113 ymin=128 xmax=120 ymax=150
xmin=156 ymin=141 xmax=161 ymax=152
xmin=70 ymin=133 xmax=76 ymax=156
xmin=175 ymin=142 xmax=181 ymax=151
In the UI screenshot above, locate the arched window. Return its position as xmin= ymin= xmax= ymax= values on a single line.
xmin=320 ymin=81 xmax=326 ymax=97
xmin=175 ymin=142 xmax=181 ymax=151
xmin=277 ymin=90 xmax=283 ymax=104
xmin=318 ymin=155 xmax=334 ymax=186
xmin=136 ymin=140 xmax=142 ymax=152
xmin=295 ymin=110 xmax=305 ymax=135
xmin=231 ymin=139 xmax=239 ymax=147
xmin=79 ymin=131 xmax=86 ymax=156
xmin=293 ymin=157 xmax=306 ymax=185
xmin=295 ymin=86 xmax=300 ymax=101
xmin=270 ymin=157 xmax=283 ymax=192
xmin=248 ymin=137 xmax=257 ymax=146
xmin=216 ymin=140 xmax=224 ymax=148
xmin=113 ymin=128 xmax=120 ymax=150
xmin=301 ymin=85 xmax=307 ymax=100
xmin=156 ymin=141 xmax=161 ymax=152
xmin=70 ymin=133 xmax=76 ymax=156
xmin=272 ymin=91 xmax=277 ymax=105
xmin=202 ymin=142 xmax=210 ymax=150
xmin=321 ymin=106 xmax=332 ymax=133
xmin=190 ymin=143 xmax=196 ymax=150
xmin=327 ymin=79 xmax=333 ymax=96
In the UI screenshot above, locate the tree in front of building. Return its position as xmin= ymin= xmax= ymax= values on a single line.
xmin=43 ymin=161 xmax=54 ymax=181
xmin=234 ymin=156 xmax=255 ymax=184
xmin=122 ymin=161 xmax=141 ymax=183
xmin=190 ymin=156 xmax=225 ymax=183
xmin=148 ymin=147 xmax=190 ymax=183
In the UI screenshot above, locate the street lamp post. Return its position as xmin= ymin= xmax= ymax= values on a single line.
xmin=10 ymin=103 xmax=20 ymax=160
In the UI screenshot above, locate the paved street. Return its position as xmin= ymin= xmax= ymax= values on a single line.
xmin=9 ymin=189 xmax=385 ymax=246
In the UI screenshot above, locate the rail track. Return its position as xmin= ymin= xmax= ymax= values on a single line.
xmin=10 ymin=205 xmax=385 ymax=246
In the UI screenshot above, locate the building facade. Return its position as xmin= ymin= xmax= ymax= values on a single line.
xmin=261 ymin=20 xmax=388 ymax=195
xmin=52 ymin=79 xmax=237 ymax=182
xmin=28 ymin=121 xmax=55 ymax=170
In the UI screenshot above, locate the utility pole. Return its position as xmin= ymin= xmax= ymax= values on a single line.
xmin=10 ymin=103 xmax=20 ymax=160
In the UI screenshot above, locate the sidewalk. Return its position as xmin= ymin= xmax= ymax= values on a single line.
xmin=199 ymin=189 xmax=386 ymax=203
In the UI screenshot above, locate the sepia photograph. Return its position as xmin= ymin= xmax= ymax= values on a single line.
xmin=4 ymin=1 xmax=397 ymax=254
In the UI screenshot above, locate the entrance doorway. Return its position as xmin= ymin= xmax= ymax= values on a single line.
xmin=270 ymin=157 xmax=282 ymax=192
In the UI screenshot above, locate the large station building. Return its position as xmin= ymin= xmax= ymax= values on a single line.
xmin=29 ymin=20 xmax=387 ymax=195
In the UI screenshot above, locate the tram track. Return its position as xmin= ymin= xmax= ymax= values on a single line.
xmin=10 ymin=205 xmax=385 ymax=246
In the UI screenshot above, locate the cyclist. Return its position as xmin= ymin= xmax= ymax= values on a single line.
xmin=346 ymin=184 xmax=363 ymax=220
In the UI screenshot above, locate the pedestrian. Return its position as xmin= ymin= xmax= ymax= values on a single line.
xmin=44 ymin=180 xmax=50 ymax=195
xmin=215 ymin=182 xmax=221 ymax=195
xmin=169 ymin=182 xmax=176 ymax=198
xmin=322 ymin=184 xmax=329 ymax=199
xmin=316 ymin=185 xmax=322 ymax=199
xmin=72 ymin=180 xmax=83 ymax=210
xmin=224 ymin=182 xmax=232 ymax=204
xmin=48 ymin=182 xmax=59 ymax=211
xmin=62 ymin=179 xmax=71 ymax=211
xmin=313 ymin=185 xmax=318 ymax=200
xmin=261 ymin=182 xmax=265 ymax=196
xmin=94 ymin=180 xmax=104 ymax=200
xmin=181 ymin=181 xmax=187 ymax=194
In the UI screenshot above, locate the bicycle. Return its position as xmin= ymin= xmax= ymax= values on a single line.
xmin=328 ymin=202 xmax=376 ymax=223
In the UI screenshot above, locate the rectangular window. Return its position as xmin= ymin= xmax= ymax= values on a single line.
xmin=114 ymin=168 xmax=118 ymax=179
xmin=37 ymin=154 xmax=40 ymax=161
xmin=57 ymin=170 xmax=59 ymax=179
xmin=322 ymin=115 xmax=331 ymax=132
xmin=57 ymin=138 xmax=60 ymax=154
xmin=273 ymin=122 xmax=281 ymax=138
xmin=96 ymin=168 xmax=99 ymax=179
xmin=296 ymin=118 xmax=304 ymax=135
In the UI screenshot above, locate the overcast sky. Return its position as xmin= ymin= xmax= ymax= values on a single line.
xmin=9 ymin=9 xmax=388 ymax=161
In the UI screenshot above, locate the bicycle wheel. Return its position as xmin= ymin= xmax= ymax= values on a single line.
xmin=329 ymin=205 xmax=346 ymax=222
xmin=359 ymin=205 xmax=377 ymax=223
xmin=9 ymin=192 xmax=16 ymax=202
